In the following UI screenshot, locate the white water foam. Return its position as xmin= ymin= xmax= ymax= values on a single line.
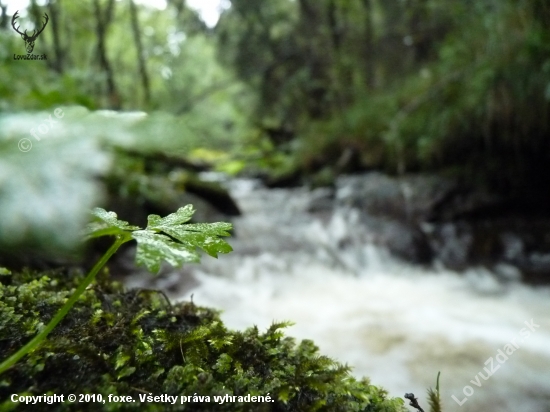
xmin=171 ymin=180 xmax=550 ymax=412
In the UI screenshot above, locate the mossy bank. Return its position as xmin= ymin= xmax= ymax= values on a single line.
xmin=0 ymin=269 xmax=406 ymax=411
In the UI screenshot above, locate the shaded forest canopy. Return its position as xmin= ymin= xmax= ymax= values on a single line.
xmin=1 ymin=0 xmax=549 ymax=195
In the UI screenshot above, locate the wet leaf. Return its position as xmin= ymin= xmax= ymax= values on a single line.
xmin=132 ymin=230 xmax=200 ymax=274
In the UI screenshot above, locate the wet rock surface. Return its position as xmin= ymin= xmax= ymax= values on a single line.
xmin=333 ymin=172 xmax=550 ymax=284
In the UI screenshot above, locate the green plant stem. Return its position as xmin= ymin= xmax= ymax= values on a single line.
xmin=0 ymin=235 xmax=130 ymax=375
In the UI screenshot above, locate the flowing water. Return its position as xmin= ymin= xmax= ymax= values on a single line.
xmin=134 ymin=178 xmax=550 ymax=411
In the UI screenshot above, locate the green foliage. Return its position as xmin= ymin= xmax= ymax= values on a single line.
xmin=86 ymin=209 xmax=142 ymax=239
xmin=145 ymin=208 xmax=233 ymax=258
xmin=0 ymin=2 xmax=255 ymax=150
xmin=0 ymin=206 xmax=232 ymax=375
xmin=218 ymin=0 xmax=550 ymax=193
xmin=0 ymin=269 xmax=406 ymax=412
xmin=87 ymin=205 xmax=232 ymax=273
xmin=426 ymin=372 xmax=442 ymax=412
xmin=2 ymin=1 xmax=549 ymax=191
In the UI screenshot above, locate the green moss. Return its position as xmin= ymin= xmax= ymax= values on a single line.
xmin=0 ymin=269 xmax=405 ymax=411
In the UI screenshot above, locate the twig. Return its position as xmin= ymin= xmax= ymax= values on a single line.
xmin=404 ymin=393 xmax=425 ymax=412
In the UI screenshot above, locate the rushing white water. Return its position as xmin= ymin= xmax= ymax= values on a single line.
xmin=151 ymin=179 xmax=550 ymax=412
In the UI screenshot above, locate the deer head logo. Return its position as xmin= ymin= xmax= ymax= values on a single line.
xmin=11 ymin=10 xmax=49 ymax=54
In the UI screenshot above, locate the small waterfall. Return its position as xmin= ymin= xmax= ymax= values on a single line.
xmin=164 ymin=178 xmax=550 ymax=412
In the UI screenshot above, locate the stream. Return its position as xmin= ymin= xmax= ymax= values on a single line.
xmin=128 ymin=177 xmax=550 ymax=412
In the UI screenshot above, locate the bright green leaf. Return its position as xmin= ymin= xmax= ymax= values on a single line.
xmin=160 ymin=226 xmax=233 ymax=258
xmin=147 ymin=207 xmax=233 ymax=258
xmin=85 ymin=205 xmax=232 ymax=273
xmin=147 ymin=205 xmax=195 ymax=228
xmin=132 ymin=230 xmax=200 ymax=274
xmin=85 ymin=208 xmax=140 ymax=239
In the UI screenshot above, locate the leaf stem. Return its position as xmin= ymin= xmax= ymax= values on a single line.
xmin=0 ymin=234 xmax=130 ymax=375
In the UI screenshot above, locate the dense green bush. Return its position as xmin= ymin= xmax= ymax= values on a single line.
xmin=0 ymin=268 xmax=406 ymax=412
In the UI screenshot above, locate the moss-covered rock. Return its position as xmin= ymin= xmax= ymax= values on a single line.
xmin=0 ymin=269 xmax=405 ymax=411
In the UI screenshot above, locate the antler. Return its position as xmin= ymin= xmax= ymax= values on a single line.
xmin=11 ymin=11 xmax=25 ymax=36
xmin=32 ymin=13 xmax=49 ymax=38
xmin=11 ymin=11 xmax=49 ymax=40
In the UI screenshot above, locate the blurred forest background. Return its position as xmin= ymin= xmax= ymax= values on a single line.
xmin=1 ymin=0 xmax=549 ymax=188
xmin=2 ymin=0 xmax=550 ymax=269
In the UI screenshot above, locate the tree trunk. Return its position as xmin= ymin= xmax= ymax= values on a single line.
xmin=167 ymin=0 xmax=186 ymax=20
xmin=327 ymin=0 xmax=340 ymax=51
xmin=0 ymin=1 xmax=8 ymax=30
xmin=93 ymin=0 xmax=120 ymax=109
xmin=129 ymin=0 xmax=151 ymax=105
xmin=407 ymin=0 xmax=430 ymax=62
xmin=362 ymin=0 xmax=375 ymax=90
xmin=47 ymin=0 xmax=64 ymax=73
xmin=297 ymin=0 xmax=330 ymax=118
